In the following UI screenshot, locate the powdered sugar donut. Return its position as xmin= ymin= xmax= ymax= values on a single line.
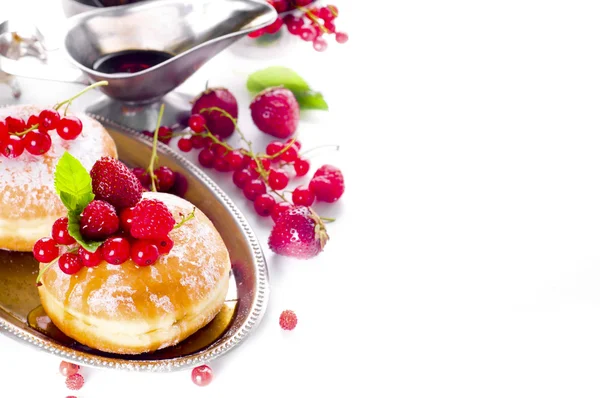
xmin=0 ymin=105 xmax=117 ymax=251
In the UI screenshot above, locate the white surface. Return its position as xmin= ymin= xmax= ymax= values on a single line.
xmin=4 ymin=0 xmax=600 ymax=397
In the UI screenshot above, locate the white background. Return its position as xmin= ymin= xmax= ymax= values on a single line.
xmin=2 ymin=0 xmax=600 ymax=397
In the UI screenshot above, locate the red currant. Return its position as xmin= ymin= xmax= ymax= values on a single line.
xmin=198 ymin=148 xmax=215 ymax=168
xmin=213 ymin=157 xmax=231 ymax=172
xmin=292 ymin=185 xmax=315 ymax=206
xmin=318 ymin=6 xmax=334 ymax=21
xmin=52 ymin=217 xmax=76 ymax=245
xmin=211 ymin=144 xmax=227 ymax=158
xmin=280 ymin=146 xmax=298 ymax=163
xmin=225 ymin=150 xmax=245 ymax=170
xmin=266 ymin=141 xmax=285 ymax=158
xmin=6 ymin=116 xmax=25 ymax=133
xmin=265 ymin=17 xmax=284 ymax=34
xmin=328 ymin=5 xmax=339 ymax=15
xmin=233 ymin=168 xmax=253 ymax=189
xmin=324 ymin=21 xmax=336 ymax=33
xmin=56 ymin=116 xmax=83 ymax=140
xmin=248 ymin=28 xmax=265 ymax=38
xmin=335 ymin=31 xmax=348 ymax=43
xmin=188 ymin=114 xmax=206 ymax=133
xmin=254 ymin=194 xmax=276 ymax=217
xmin=294 ymin=158 xmax=310 ymax=176
xmin=250 ymin=158 xmax=271 ymax=173
xmin=0 ymin=120 xmax=7 ymax=141
xmin=295 ymin=0 xmax=313 ymax=6
xmin=190 ymin=135 xmax=205 ymax=149
xmin=24 ymin=130 xmax=52 ymax=155
xmin=243 ymin=179 xmax=267 ymax=201
xmin=119 ymin=207 xmax=135 ymax=234
xmin=58 ymin=253 xmax=83 ymax=275
xmin=267 ymin=0 xmax=290 ymax=12
xmin=286 ymin=138 xmax=301 ymax=151
xmin=178 ymin=137 xmax=193 ymax=152
xmin=313 ymin=36 xmax=328 ymax=52
xmin=153 ymin=236 xmax=174 ymax=255
xmin=102 ymin=237 xmax=131 ymax=265
xmin=191 ymin=365 xmax=213 ymax=387
xmin=78 ymin=246 xmax=103 ymax=268
xmin=268 ymin=168 xmax=289 ymax=190
xmin=33 ymin=237 xmax=59 ymax=263
xmin=26 ymin=115 xmax=39 ymax=129
xmin=299 ymin=25 xmax=317 ymax=42
xmin=59 ymin=361 xmax=80 ymax=377
xmin=271 ymin=201 xmax=293 ymax=222
xmin=158 ymin=126 xmax=172 ymax=144
xmin=155 ymin=166 xmax=175 ymax=192
xmin=130 ymin=240 xmax=159 ymax=267
xmin=131 ymin=167 xmax=150 ymax=187
xmin=284 ymin=15 xmax=304 ymax=35
xmin=1 ymin=135 xmax=24 ymax=158
xmin=39 ymin=109 xmax=60 ymax=130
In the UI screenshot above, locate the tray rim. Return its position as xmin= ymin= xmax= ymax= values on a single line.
xmin=0 ymin=113 xmax=270 ymax=372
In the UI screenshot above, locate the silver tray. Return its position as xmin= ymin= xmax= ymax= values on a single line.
xmin=0 ymin=114 xmax=269 ymax=371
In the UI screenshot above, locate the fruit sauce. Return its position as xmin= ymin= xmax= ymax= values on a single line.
xmin=92 ymin=50 xmax=173 ymax=74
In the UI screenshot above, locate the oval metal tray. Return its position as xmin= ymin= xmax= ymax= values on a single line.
xmin=0 ymin=114 xmax=269 ymax=371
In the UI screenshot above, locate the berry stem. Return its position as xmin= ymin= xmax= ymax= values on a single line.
xmin=198 ymin=106 xmax=252 ymax=148
xmin=14 ymin=123 xmax=39 ymax=137
xmin=148 ymin=104 xmax=166 ymax=192
xmin=54 ymin=81 xmax=109 ymax=115
xmin=299 ymin=6 xmax=329 ymax=33
xmin=265 ymin=138 xmax=297 ymax=160
xmin=173 ymin=208 xmax=195 ymax=229
xmin=320 ymin=216 xmax=336 ymax=223
xmin=328 ymin=5 xmax=339 ymax=17
xmin=300 ymin=144 xmax=340 ymax=157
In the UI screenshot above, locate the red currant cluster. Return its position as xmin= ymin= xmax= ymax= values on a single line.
xmin=0 ymin=109 xmax=82 ymax=158
xmin=250 ymin=1 xmax=347 ymax=52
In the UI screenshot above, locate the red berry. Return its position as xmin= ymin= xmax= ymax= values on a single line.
xmin=254 ymin=194 xmax=276 ymax=217
xmin=0 ymin=120 xmax=7 ymax=140
xmin=153 ymin=236 xmax=174 ymax=255
xmin=286 ymin=138 xmax=301 ymax=151
xmin=318 ymin=6 xmax=334 ymax=21
xmin=295 ymin=0 xmax=313 ymax=6
xmin=247 ymin=165 xmax=260 ymax=179
xmin=314 ymin=164 xmax=342 ymax=179
xmin=80 ymin=200 xmax=120 ymax=240
xmin=225 ymin=150 xmax=245 ymax=170
xmin=250 ymin=88 xmax=299 ymax=139
xmin=188 ymin=113 xmax=206 ymax=133
xmin=191 ymin=364 xmax=213 ymax=387
xmin=313 ymin=36 xmax=328 ymax=52
xmin=213 ymin=157 xmax=231 ymax=172
xmin=65 ymin=373 xmax=84 ymax=391
xmin=271 ymin=201 xmax=293 ymax=222
xmin=58 ymin=253 xmax=83 ymax=275
xmin=155 ymin=166 xmax=175 ymax=192
xmin=52 ymin=217 xmax=76 ymax=245
xmin=309 ymin=165 xmax=345 ymax=202
xmin=59 ymin=361 xmax=80 ymax=377
xmin=78 ymin=246 xmax=103 ymax=268
xmin=250 ymin=158 xmax=271 ymax=173
xmin=335 ymin=31 xmax=348 ymax=43
xmin=243 ymin=179 xmax=267 ymax=201
xmin=280 ymin=146 xmax=298 ymax=163
xmin=267 ymin=0 xmax=290 ymax=12
xmin=33 ymin=237 xmax=59 ymax=263
xmin=248 ymin=28 xmax=265 ymax=38
xmin=268 ymin=168 xmax=289 ymax=190
xmin=38 ymin=109 xmax=60 ymax=130
xmin=190 ymin=135 xmax=205 ymax=149
xmin=211 ymin=144 xmax=227 ymax=158
xmin=198 ymin=148 xmax=215 ymax=168
xmin=90 ymin=157 xmax=143 ymax=209
xmin=5 ymin=116 xmax=24 ymax=133
xmin=265 ymin=17 xmax=284 ymax=34
xmin=157 ymin=126 xmax=172 ymax=144
xmin=299 ymin=25 xmax=317 ymax=42
xmin=130 ymin=199 xmax=175 ymax=240
xmin=279 ymin=309 xmax=298 ymax=330
xmin=177 ymin=137 xmax=193 ymax=152
xmin=328 ymin=5 xmax=339 ymax=15
xmin=232 ymin=168 xmax=253 ymax=189
xmin=285 ymin=15 xmax=304 ymax=35
xmin=131 ymin=167 xmax=150 ymax=188
xmin=56 ymin=116 xmax=83 ymax=140
xmin=119 ymin=206 xmax=134 ymax=234
xmin=268 ymin=206 xmax=328 ymax=259
xmin=101 ymin=236 xmax=131 ymax=265
xmin=294 ymin=158 xmax=310 ymax=176
xmin=191 ymin=88 xmax=238 ymax=138
xmin=130 ymin=240 xmax=160 ymax=267
xmin=26 ymin=114 xmax=38 ymax=129
xmin=24 ymin=130 xmax=52 ymax=155
xmin=266 ymin=141 xmax=285 ymax=158
xmin=0 ymin=135 xmax=24 ymax=158
xmin=323 ymin=21 xmax=336 ymax=33
xmin=292 ymin=185 xmax=315 ymax=206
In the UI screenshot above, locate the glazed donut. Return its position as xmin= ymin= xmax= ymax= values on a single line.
xmin=37 ymin=192 xmax=231 ymax=355
xmin=0 ymin=105 xmax=117 ymax=252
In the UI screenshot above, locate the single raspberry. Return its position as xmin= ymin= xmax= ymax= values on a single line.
xmin=90 ymin=157 xmax=143 ymax=209
xmin=130 ymin=199 xmax=175 ymax=240
xmin=79 ymin=200 xmax=119 ymax=240
xmin=250 ymin=87 xmax=299 ymax=139
xmin=268 ymin=206 xmax=329 ymax=259
xmin=309 ymin=165 xmax=345 ymax=203
xmin=314 ymin=164 xmax=343 ymax=180
xmin=279 ymin=310 xmax=297 ymax=330
xmin=65 ymin=373 xmax=84 ymax=390
xmin=191 ymin=87 xmax=238 ymax=138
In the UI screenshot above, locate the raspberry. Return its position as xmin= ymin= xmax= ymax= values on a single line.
xmin=130 ymin=199 xmax=175 ymax=240
xmin=309 ymin=165 xmax=345 ymax=203
xmin=250 ymin=87 xmax=300 ymax=139
xmin=90 ymin=157 xmax=143 ymax=209
xmin=79 ymin=200 xmax=119 ymax=240
xmin=65 ymin=373 xmax=84 ymax=390
xmin=279 ymin=310 xmax=297 ymax=330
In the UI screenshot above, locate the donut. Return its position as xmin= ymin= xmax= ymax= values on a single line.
xmin=0 ymin=105 xmax=117 ymax=252
xmin=37 ymin=192 xmax=231 ymax=355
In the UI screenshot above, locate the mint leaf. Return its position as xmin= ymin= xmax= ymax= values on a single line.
xmin=296 ymin=91 xmax=329 ymax=111
xmin=54 ymin=152 xmax=94 ymax=213
xmin=247 ymin=66 xmax=310 ymax=93
xmin=67 ymin=211 xmax=103 ymax=252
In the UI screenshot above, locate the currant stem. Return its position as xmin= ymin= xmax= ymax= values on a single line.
xmin=299 ymin=6 xmax=329 ymax=33
xmin=14 ymin=123 xmax=39 ymax=137
xmin=54 ymin=81 xmax=109 ymax=114
xmin=35 ymin=246 xmax=78 ymax=285
xmin=148 ymin=104 xmax=165 ymax=193
xmin=174 ymin=208 xmax=195 ymax=229
xmin=265 ymin=138 xmax=297 ymax=160
xmin=320 ymin=216 xmax=336 ymax=223
xmin=300 ymin=144 xmax=340 ymax=157
xmin=197 ymin=106 xmax=251 ymax=148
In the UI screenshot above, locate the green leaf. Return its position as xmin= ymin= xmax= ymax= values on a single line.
xmin=296 ymin=91 xmax=329 ymax=111
xmin=247 ymin=66 xmax=311 ymax=93
xmin=67 ymin=211 xmax=103 ymax=253
xmin=54 ymin=152 xmax=94 ymax=212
